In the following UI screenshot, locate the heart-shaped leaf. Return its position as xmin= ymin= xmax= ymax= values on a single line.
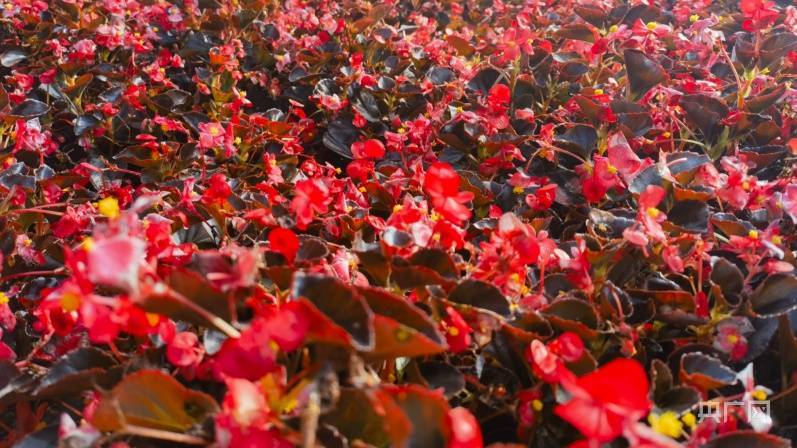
xmin=679 ymin=353 xmax=736 ymax=390
xmin=292 ymin=274 xmax=375 ymax=351
xmin=357 ymin=286 xmax=446 ymax=359
xmin=34 ymin=348 xmax=116 ymax=397
xmin=624 ymin=49 xmax=666 ymax=97
xmin=91 ymin=370 xmax=218 ymax=433
xmin=9 ymin=99 xmax=49 ymax=118
xmin=751 ymin=274 xmax=797 ymax=317
xmin=449 ymin=279 xmax=512 ymax=317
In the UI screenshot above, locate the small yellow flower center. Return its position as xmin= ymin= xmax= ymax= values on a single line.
xmin=752 ymin=389 xmax=768 ymax=401
xmin=609 ymin=25 xmax=618 ymax=33
xmin=648 ymin=411 xmax=683 ymax=438
xmin=593 ymin=88 xmax=604 ymax=95
xmin=209 ymin=126 xmax=220 ymax=136
xmin=60 ymin=292 xmax=81 ymax=312
xmin=748 ymin=229 xmax=759 ymax=239
xmin=392 ymin=204 xmax=403 ymax=213
xmin=358 ymin=186 xmax=367 ymax=193
xmin=0 ymin=292 xmax=9 ymax=305
xmin=532 ymin=399 xmax=543 ymax=412
xmin=80 ymin=237 xmax=94 ymax=252
xmin=448 ymin=326 xmax=460 ymax=337
xmin=742 ymin=181 xmax=751 ymax=191
xmin=772 ymin=235 xmax=783 ymax=245
xmin=513 ymin=186 xmax=525 ymax=194
xmin=646 ymin=207 xmax=660 ymax=218
xmin=146 ymin=313 xmax=160 ymax=326
xmin=690 ymin=14 xmax=699 ymax=22
xmin=97 ymin=197 xmax=120 ymax=219
xmin=682 ymin=412 xmax=697 ymax=429
xmin=430 ymin=210 xmax=442 ymax=222
xmin=646 ymin=22 xmax=658 ymax=31
xmin=607 ymin=164 xmax=618 ymax=175
xmin=727 ymin=334 xmax=739 ymax=344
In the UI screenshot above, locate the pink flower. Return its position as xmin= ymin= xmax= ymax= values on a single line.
xmin=86 ymin=235 xmax=147 ymax=293
xmin=606 ymin=132 xmax=652 ymax=185
xmin=71 ymin=39 xmax=97 ymax=61
xmin=713 ymin=317 xmax=753 ymax=361
xmin=290 ymin=179 xmax=331 ymax=230
xmin=198 ymin=122 xmax=227 ymax=150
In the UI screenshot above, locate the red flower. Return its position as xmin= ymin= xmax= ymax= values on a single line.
xmin=423 ymin=162 xmax=474 ymax=225
xmin=526 ymin=339 xmax=572 ymax=383
xmin=606 ymin=132 xmax=652 ymax=186
xmin=215 ymin=378 xmax=292 ymax=448
xmin=487 ymin=84 xmax=510 ymax=115
xmin=202 ymin=173 xmax=232 ymax=207
xmin=579 ymin=156 xmax=619 ymax=203
xmin=740 ymin=0 xmax=779 ymax=31
xmin=547 ymin=332 xmax=584 ymax=363
xmin=623 ymin=185 xmax=668 ymax=249
xmin=441 ymin=306 xmax=471 ymax=353
xmin=447 ymin=407 xmax=483 ymax=448
xmin=291 ymin=179 xmax=331 ymax=230
xmin=555 ymin=358 xmax=651 ymax=442
xmin=166 ymin=331 xmax=204 ymax=368
xmin=525 ymin=184 xmax=557 ymax=211
xmin=268 ymin=228 xmax=299 ymax=263
xmin=351 ymin=139 xmax=386 ymax=159
xmin=495 ymin=27 xmax=534 ymax=65
xmin=214 ymin=307 xmax=308 ymax=381
xmin=86 ymin=235 xmax=147 ymax=294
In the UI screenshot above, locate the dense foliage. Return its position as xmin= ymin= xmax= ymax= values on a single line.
xmin=2 ymin=0 xmax=797 ymax=446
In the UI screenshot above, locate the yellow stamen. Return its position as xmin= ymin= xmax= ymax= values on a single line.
xmin=97 ymin=197 xmax=120 ymax=219
xmin=690 ymin=14 xmax=699 ymax=23
xmin=513 ymin=186 xmax=525 ymax=194
xmin=82 ymin=237 xmax=95 ymax=252
xmin=752 ymin=389 xmax=768 ymax=401
xmin=60 ymin=292 xmax=81 ymax=312
xmin=648 ymin=411 xmax=683 ymax=438
xmin=532 ymin=399 xmax=543 ymax=412
xmin=772 ymin=235 xmax=782 ymax=245
xmin=682 ymin=412 xmax=697 ymax=429
xmin=0 ymin=292 xmax=8 ymax=305
xmin=448 ymin=326 xmax=460 ymax=337
xmin=748 ymin=230 xmax=759 ymax=239
xmin=146 ymin=313 xmax=160 ymax=326
xmin=646 ymin=22 xmax=658 ymax=31
xmin=646 ymin=207 xmax=660 ymax=218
